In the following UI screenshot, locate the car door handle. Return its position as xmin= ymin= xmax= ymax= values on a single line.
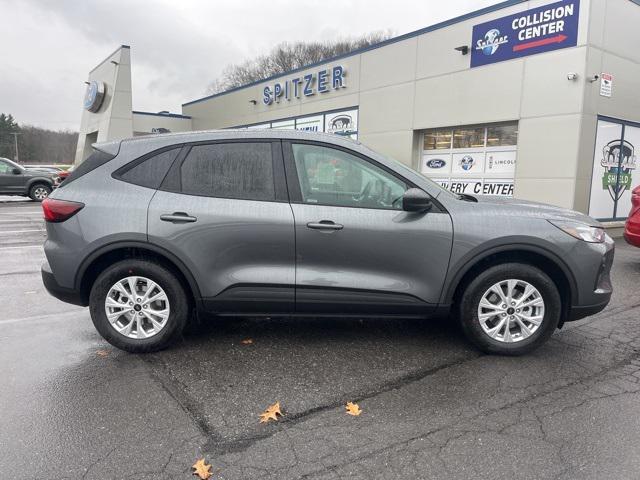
xmin=160 ymin=212 xmax=197 ymax=223
xmin=307 ymin=220 xmax=344 ymax=231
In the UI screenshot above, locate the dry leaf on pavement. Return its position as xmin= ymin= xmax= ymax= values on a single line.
xmin=240 ymin=338 xmax=254 ymax=345
xmin=192 ymin=458 xmax=212 ymax=479
xmin=259 ymin=401 xmax=283 ymax=423
xmin=95 ymin=349 xmax=110 ymax=357
xmin=346 ymin=402 xmax=362 ymax=416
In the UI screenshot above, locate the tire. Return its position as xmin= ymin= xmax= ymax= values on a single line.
xmin=28 ymin=183 xmax=51 ymax=202
xmin=458 ymin=263 xmax=561 ymax=356
xmin=89 ymin=259 xmax=189 ymax=353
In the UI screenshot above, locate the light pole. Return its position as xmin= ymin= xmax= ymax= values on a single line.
xmin=10 ymin=132 xmax=21 ymax=162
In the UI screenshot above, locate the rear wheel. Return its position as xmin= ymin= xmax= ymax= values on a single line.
xmin=458 ymin=263 xmax=561 ymax=355
xmin=89 ymin=259 xmax=189 ymax=353
xmin=29 ymin=183 xmax=51 ymax=201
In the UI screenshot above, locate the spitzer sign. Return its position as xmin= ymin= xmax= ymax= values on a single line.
xmin=470 ymin=0 xmax=580 ymax=68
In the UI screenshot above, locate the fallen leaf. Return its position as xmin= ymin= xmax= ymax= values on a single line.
xmin=95 ymin=349 xmax=110 ymax=357
xmin=192 ymin=458 xmax=212 ymax=479
xmin=346 ymin=402 xmax=362 ymax=416
xmin=240 ymin=338 xmax=253 ymax=345
xmin=259 ymin=401 xmax=283 ymax=423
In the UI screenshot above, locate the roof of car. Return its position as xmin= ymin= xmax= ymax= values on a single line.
xmin=93 ymin=129 xmax=361 ymax=157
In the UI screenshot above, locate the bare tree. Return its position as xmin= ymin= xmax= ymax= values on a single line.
xmin=207 ymin=31 xmax=393 ymax=94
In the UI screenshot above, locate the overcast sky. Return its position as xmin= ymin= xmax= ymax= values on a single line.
xmin=1 ymin=0 xmax=496 ymax=131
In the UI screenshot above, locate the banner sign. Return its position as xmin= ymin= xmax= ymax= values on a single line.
xmin=588 ymin=119 xmax=639 ymax=219
xmin=470 ymin=0 xmax=580 ymax=68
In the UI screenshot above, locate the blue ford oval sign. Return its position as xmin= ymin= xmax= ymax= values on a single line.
xmin=426 ymin=158 xmax=446 ymax=169
xmin=84 ymin=80 xmax=106 ymax=113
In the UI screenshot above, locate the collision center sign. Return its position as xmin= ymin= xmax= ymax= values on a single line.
xmin=470 ymin=0 xmax=580 ymax=68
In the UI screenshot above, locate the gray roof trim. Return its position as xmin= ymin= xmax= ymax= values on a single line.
xmin=132 ymin=110 xmax=192 ymax=119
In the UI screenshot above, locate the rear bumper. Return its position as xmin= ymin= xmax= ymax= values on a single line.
xmin=41 ymin=261 xmax=85 ymax=306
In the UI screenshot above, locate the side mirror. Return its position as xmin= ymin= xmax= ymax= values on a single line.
xmin=402 ymin=188 xmax=432 ymax=212
xmin=12 ymin=168 xmax=21 ymax=175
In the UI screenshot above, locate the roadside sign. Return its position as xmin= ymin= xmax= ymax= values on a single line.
xmin=600 ymin=73 xmax=613 ymax=97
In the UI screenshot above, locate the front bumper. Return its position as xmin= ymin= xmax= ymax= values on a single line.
xmin=565 ymin=238 xmax=614 ymax=322
xmin=41 ymin=261 xmax=85 ymax=306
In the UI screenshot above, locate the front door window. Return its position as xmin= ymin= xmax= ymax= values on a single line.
xmin=291 ymin=144 xmax=407 ymax=210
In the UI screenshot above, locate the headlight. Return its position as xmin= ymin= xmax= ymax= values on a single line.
xmin=548 ymin=220 xmax=606 ymax=243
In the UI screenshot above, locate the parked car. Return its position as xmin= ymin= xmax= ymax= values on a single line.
xmin=41 ymin=131 xmax=614 ymax=355
xmin=24 ymin=166 xmax=63 ymax=174
xmin=0 ymin=157 xmax=57 ymax=201
xmin=56 ymin=166 xmax=73 ymax=183
xmin=624 ymin=185 xmax=640 ymax=247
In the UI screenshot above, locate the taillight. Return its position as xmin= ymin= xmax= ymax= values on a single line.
xmin=42 ymin=198 xmax=84 ymax=223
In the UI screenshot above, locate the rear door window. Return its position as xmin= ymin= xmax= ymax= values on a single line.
xmin=61 ymin=150 xmax=115 ymax=187
xmin=117 ymin=148 xmax=180 ymax=189
xmin=179 ymin=143 xmax=275 ymax=201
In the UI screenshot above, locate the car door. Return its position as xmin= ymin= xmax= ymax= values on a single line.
xmin=283 ymin=141 xmax=453 ymax=315
xmin=147 ymin=140 xmax=296 ymax=314
xmin=0 ymin=159 xmax=25 ymax=193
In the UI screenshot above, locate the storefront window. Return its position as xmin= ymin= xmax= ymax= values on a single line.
xmin=453 ymin=126 xmax=485 ymax=148
xmin=486 ymin=123 xmax=518 ymax=147
xmin=421 ymin=121 xmax=518 ymax=197
xmin=423 ymin=129 xmax=452 ymax=150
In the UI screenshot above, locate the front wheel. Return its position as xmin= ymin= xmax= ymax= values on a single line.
xmin=458 ymin=263 xmax=561 ymax=355
xmin=89 ymin=259 xmax=189 ymax=353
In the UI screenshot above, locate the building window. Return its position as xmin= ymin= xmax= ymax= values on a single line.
xmin=452 ymin=126 xmax=485 ymax=149
xmin=423 ymin=129 xmax=452 ymax=150
xmin=421 ymin=122 xmax=518 ymax=197
xmin=486 ymin=123 xmax=518 ymax=147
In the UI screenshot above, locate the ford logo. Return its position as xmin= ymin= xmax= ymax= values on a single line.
xmin=426 ymin=159 xmax=446 ymax=169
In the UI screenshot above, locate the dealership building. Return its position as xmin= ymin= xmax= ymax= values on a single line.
xmin=76 ymin=0 xmax=640 ymax=221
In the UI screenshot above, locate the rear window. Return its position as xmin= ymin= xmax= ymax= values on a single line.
xmin=60 ymin=150 xmax=115 ymax=187
xmin=178 ymin=143 xmax=275 ymax=201
xmin=116 ymin=148 xmax=180 ymax=189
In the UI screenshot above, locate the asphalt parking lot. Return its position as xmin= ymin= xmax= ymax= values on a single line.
xmin=1 ymin=199 xmax=640 ymax=479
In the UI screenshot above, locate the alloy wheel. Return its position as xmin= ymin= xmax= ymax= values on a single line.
xmin=33 ymin=187 xmax=49 ymax=200
xmin=104 ymin=276 xmax=170 ymax=339
xmin=477 ymin=279 xmax=545 ymax=343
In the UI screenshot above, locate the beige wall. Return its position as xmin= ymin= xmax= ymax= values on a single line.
xmin=75 ymin=46 xmax=133 ymax=164
xmin=181 ymin=0 xmax=640 ymax=211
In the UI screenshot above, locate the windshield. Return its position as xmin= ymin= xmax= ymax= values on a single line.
xmin=0 ymin=158 xmax=24 ymax=172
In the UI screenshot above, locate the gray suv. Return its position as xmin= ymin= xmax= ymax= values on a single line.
xmin=41 ymin=130 xmax=614 ymax=355
xmin=0 ymin=157 xmax=56 ymax=201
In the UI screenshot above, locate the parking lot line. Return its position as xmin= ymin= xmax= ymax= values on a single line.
xmin=1 ymin=229 xmax=44 ymax=234
xmin=0 ymin=310 xmax=84 ymax=326
xmin=0 ymin=245 xmax=43 ymax=251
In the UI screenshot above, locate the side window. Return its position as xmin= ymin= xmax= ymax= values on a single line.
xmin=0 ymin=161 xmax=13 ymax=174
xmin=119 ymin=148 xmax=180 ymax=189
xmin=291 ymin=144 xmax=408 ymax=210
xmin=180 ymin=143 xmax=275 ymax=201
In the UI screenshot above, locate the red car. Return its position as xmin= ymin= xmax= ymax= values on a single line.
xmin=624 ymin=185 xmax=640 ymax=247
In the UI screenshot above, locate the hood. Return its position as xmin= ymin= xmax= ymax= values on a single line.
xmin=472 ymin=195 xmax=600 ymax=226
